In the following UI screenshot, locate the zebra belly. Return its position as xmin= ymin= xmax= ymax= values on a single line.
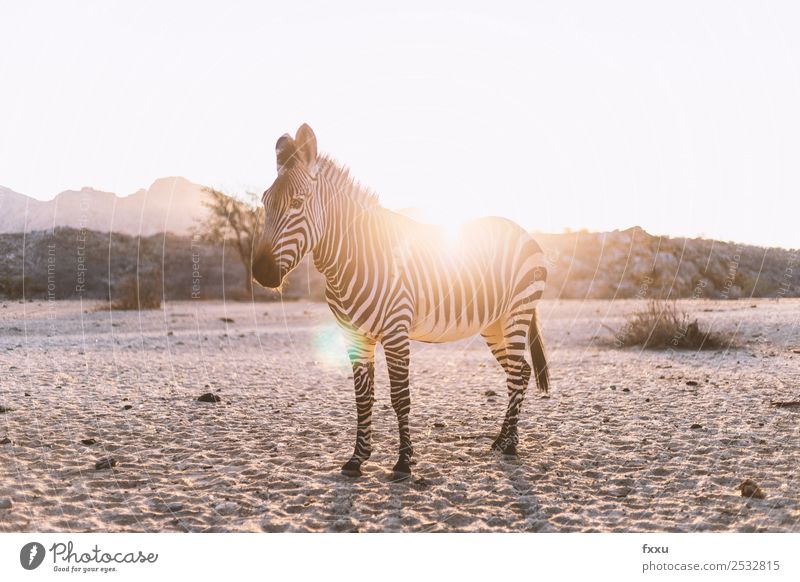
xmin=409 ymin=291 xmax=506 ymax=343
xmin=409 ymin=317 xmax=493 ymax=343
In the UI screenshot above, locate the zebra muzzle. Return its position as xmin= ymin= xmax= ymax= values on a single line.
xmin=252 ymin=250 xmax=284 ymax=288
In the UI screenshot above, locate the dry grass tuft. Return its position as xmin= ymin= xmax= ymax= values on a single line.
xmin=107 ymin=271 xmax=162 ymax=311
xmin=613 ymin=300 xmax=727 ymax=350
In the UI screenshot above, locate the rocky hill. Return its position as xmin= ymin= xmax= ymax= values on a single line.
xmin=0 ymin=226 xmax=795 ymax=303
xmin=535 ymin=227 xmax=797 ymax=300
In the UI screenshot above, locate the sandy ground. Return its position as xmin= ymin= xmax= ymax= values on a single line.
xmin=0 ymin=298 xmax=798 ymax=532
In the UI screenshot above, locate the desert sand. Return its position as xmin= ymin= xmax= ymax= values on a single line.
xmin=0 ymin=298 xmax=798 ymax=532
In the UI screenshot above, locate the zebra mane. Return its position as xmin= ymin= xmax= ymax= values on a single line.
xmin=317 ymin=154 xmax=381 ymax=209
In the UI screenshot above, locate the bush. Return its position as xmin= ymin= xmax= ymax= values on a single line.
xmin=613 ymin=300 xmax=726 ymax=350
xmin=109 ymin=270 xmax=162 ymax=310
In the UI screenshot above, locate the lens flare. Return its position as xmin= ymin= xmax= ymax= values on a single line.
xmin=311 ymin=323 xmax=349 ymax=369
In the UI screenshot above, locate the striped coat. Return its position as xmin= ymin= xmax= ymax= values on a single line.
xmin=253 ymin=124 xmax=549 ymax=480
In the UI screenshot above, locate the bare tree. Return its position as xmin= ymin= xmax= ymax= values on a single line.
xmin=197 ymin=187 xmax=264 ymax=295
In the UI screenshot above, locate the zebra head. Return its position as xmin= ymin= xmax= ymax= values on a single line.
xmin=252 ymin=123 xmax=324 ymax=289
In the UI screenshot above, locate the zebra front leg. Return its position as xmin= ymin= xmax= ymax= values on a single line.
xmin=384 ymin=333 xmax=413 ymax=481
xmin=341 ymin=339 xmax=376 ymax=477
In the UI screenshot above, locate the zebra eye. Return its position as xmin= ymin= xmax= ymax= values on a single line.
xmin=290 ymin=197 xmax=303 ymax=210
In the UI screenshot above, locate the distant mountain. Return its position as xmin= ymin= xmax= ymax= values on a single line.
xmin=0 ymin=177 xmax=212 ymax=236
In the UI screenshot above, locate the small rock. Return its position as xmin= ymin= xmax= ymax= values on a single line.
xmin=484 ymin=390 xmax=498 ymax=397
xmin=95 ymin=458 xmax=117 ymax=471
xmin=220 ymin=317 xmax=234 ymax=323
xmin=24 ymin=392 xmax=30 ymax=397
xmin=608 ymin=486 xmax=632 ymax=498
xmin=686 ymin=380 xmax=699 ymax=386
xmin=197 ymin=393 xmax=222 ymax=403
xmin=610 ymin=385 xmax=617 ymax=390
xmin=81 ymin=438 xmax=97 ymax=446
xmin=214 ymin=501 xmax=237 ymax=515
xmin=433 ymin=421 xmax=446 ymax=428
xmin=0 ymin=498 xmax=12 ymax=509
xmin=737 ymin=479 xmax=765 ymax=499
xmin=771 ymin=401 xmax=800 ymax=409
xmin=167 ymin=331 xmax=174 ymax=336
xmin=0 ymin=405 xmax=10 ymax=414
xmin=690 ymin=423 xmax=703 ymax=429
xmin=621 ymin=387 xmax=630 ymax=393
xmin=122 ymin=404 xmax=133 ymax=410
xmin=0 ymin=436 xmax=11 ymax=445
xmin=166 ymin=502 xmax=184 ymax=512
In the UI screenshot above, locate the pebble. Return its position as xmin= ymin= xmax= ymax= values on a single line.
xmin=0 ymin=405 xmax=10 ymax=413
xmin=220 ymin=317 xmax=234 ymax=323
xmin=123 ymin=405 xmax=133 ymax=410
xmin=214 ymin=501 xmax=238 ymax=515
xmin=81 ymin=439 xmax=97 ymax=446
xmin=0 ymin=498 xmax=12 ymax=509
xmin=690 ymin=423 xmax=703 ymax=429
xmin=737 ymin=480 xmax=765 ymax=499
xmin=0 ymin=437 xmax=11 ymax=445
xmin=484 ymin=390 xmax=497 ymax=397
xmin=771 ymin=401 xmax=800 ymax=409
xmin=686 ymin=380 xmax=699 ymax=386
xmin=95 ymin=458 xmax=117 ymax=470
xmin=198 ymin=393 xmax=222 ymax=403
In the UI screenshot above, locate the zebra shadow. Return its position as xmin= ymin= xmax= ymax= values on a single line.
xmin=495 ymin=454 xmax=552 ymax=532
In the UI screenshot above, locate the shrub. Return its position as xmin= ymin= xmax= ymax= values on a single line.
xmin=109 ymin=269 xmax=162 ymax=310
xmin=613 ymin=300 xmax=726 ymax=350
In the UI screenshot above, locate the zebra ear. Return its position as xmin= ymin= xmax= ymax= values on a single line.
xmin=276 ymin=133 xmax=296 ymax=173
xmin=294 ymin=124 xmax=318 ymax=171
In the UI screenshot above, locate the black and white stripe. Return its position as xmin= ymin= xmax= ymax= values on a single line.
xmin=253 ymin=124 xmax=550 ymax=480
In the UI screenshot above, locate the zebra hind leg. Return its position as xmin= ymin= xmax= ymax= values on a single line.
xmin=483 ymin=315 xmax=532 ymax=457
xmin=341 ymin=340 xmax=376 ymax=477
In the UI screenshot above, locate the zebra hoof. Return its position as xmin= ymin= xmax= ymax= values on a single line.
xmin=390 ymin=461 xmax=412 ymax=482
xmin=390 ymin=470 xmax=412 ymax=482
xmin=491 ymin=439 xmax=518 ymax=457
xmin=341 ymin=460 xmax=362 ymax=477
xmin=501 ymin=443 xmax=518 ymax=457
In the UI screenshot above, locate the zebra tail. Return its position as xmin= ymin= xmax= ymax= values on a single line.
xmin=529 ymin=308 xmax=550 ymax=395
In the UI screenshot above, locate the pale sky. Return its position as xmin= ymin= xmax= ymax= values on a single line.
xmin=1 ymin=1 xmax=798 ymax=248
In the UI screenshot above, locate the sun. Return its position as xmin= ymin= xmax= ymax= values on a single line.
xmin=418 ymin=208 xmax=468 ymax=245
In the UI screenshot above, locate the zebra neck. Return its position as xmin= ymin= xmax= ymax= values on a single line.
xmin=312 ymin=196 xmax=385 ymax=288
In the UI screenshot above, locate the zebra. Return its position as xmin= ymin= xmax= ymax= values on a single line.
xmin=253 ymin=123 xmax=550 ymax=481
